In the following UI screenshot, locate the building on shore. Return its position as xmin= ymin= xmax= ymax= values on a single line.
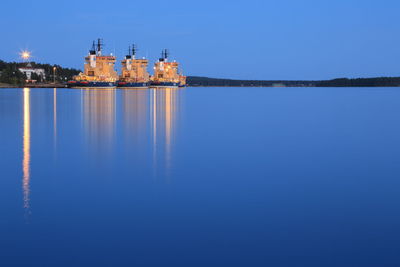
xmin=18 ymin=63 xmax=46 ymax=82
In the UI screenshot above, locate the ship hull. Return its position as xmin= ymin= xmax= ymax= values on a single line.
xmin=117 ymin=82 xmax=150 ymax=88
xmin=67 ymin=81 xmax=117 ymax=89
xmin=150 ymin=82 xmax=180 ymax=88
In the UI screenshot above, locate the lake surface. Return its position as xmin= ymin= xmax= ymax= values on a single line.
xmin=1 ymin=87 xmax=400 ymax=266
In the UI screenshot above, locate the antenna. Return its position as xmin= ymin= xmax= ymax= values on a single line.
xmin=89 ymin=40 xmax=96 ymax=55
xmin=132 ymin=44 xmax=137 ymax=57
xmin=163 ymin=49 xmax=169 ymax=59
xmin=97 ymin=38 xmax=103 ymax=54
xmin=128 ymin=45 xmax=131 ymax=56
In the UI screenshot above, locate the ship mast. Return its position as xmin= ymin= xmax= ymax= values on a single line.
xmin=132 ymin=44 xmax=137 ymax=59
xmin=125 ymin=45 xmax=132 ymax=59
xmin=96 ymin=38 xmax=103 ymax=56
xmin=160 ymin=49 xmax=169 ymax=62
xmin=90 ymin=41 xmax=96 ymax=55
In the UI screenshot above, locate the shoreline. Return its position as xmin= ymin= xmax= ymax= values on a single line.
xmin=2 ymin=84 xmax=400 ymax=89
xmin=0 ymin=83 xmax=66 ymax=88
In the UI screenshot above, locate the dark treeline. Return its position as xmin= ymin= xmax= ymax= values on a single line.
xmin=0 ymin=60 xmax=81 ymax=85
xmin=188 ymin=76 xmax=400 ymax=87
xmin=0 ymin=61 xmax=27 ymax=85
xmin=315 ymin=77 xmax=400 ymax=87
xmin=187 ymin=76 xmax=316 ymax=87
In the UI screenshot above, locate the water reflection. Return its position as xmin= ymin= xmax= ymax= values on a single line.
xmin=150 ymin=88 xmax=181 ymax=176
xmin=82 ymin=89 xmax=116 ymax=156
xmin=81 ymin=87 xmax=182 ymax=175
xmin=53 ymin=88 xmax=57 ymax=148
xmin=22 ymin=88 xmax=31 ymax=213
xmin=18 ymin=87 xmax=182 ymax=217
xmin=121 ymin=87 xmax=181 ymax=171
xmin=122 ymin=89 xmax=149 ymax=147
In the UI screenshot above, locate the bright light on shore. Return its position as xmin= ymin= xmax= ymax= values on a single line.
xmin=20 ymin=50 xmax=31 ymax=61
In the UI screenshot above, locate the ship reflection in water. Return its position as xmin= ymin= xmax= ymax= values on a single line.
xmin=150 ymin=87 xmax=180 ymax=176
xmin=82 ymin=87 xmax=182 ymax=173
xmin=122 ymin=89 xmax=149 ymax=148
xmin=82 ymin=89 xmax=117 ymax=158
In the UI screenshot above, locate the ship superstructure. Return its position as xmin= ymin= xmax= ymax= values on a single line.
xmin=68 ymin=39 xmax=118 ymax=88
xmin=179 ymin=72 xmax=187 ymax=87
xmin=151 ymin=49 xmax=186 ymax=87
xmin=118 ymin=45 xmax=150 ymax=88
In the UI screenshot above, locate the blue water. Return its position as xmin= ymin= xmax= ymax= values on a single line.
xmin=1 ymin=87 xmax=400 ymax=266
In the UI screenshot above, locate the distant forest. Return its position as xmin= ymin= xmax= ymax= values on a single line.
xmin=315 ymin=77 xmax=400 ymax=87
xmin=0 ymin=60 xmax=80 ymax=85
xmin=187 ymin=76 xmax=400 ymax=87
xmin=186 ymin=76 xmax=315 ymax=87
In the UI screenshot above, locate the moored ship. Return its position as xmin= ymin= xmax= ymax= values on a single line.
xmin=150 ymin=49 xmax=186 ymax=88
xmin=118 ymin=45 xmax=150 ymax=88
xmin=68 ymin=39 xmax=118 ymax=89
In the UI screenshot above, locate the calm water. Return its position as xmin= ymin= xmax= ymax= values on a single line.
xmin=1 ymin=87 xmax=400 ymax=266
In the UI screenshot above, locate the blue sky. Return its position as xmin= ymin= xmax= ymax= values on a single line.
xmin=1 ymin=0 xmax=399 ymax=80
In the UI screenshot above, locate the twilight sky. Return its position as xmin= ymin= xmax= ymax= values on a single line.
xmin=1 ymin=0 xmax=399 ymax=80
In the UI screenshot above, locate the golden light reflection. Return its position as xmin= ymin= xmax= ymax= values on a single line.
xmin=152 ymin=89 xmax=158 ymax=170
xmin=81 ymin=87 xmax=182 ymax=176
xmin=150 ymin=87 xmax=180 ymax=177
xmin=22 ymin=88 xmax=31 ymax=212
xmin=122 ymin=89 xmax=148 ymax=146
xmin=83 ymin=89 xmax=116 ymax=155
xmin=165 ymin=89 xmax=172 ymax=170
xmin=53 ymin=88 xmax=57 ymax=149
